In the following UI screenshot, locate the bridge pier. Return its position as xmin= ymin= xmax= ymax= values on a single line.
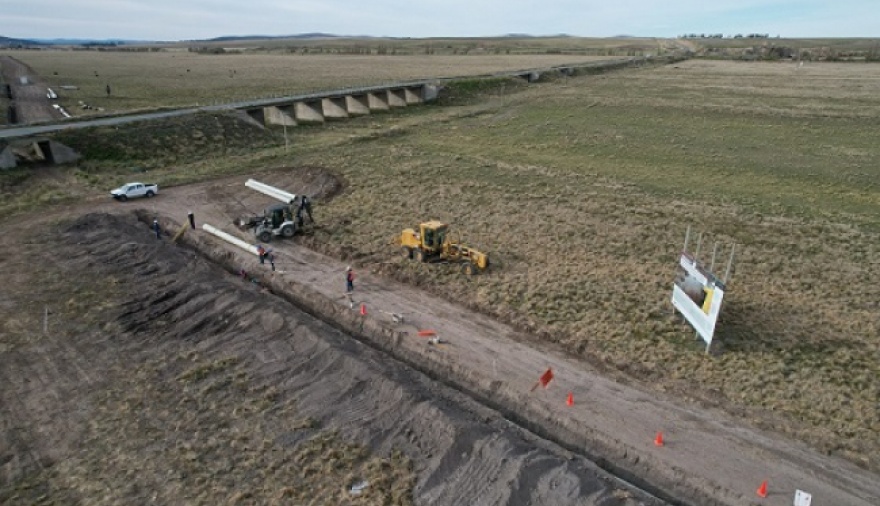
xmin=345 ymin=95 xmax=371 ymax=116
xmin=294 ymin=100 xmax=325 ymax=124
xmin=404 ymin=86 xmax=423 ymax=105
xmin=322 ymin=97 xmax=349 ymax=119
xmin=387 ymin=89 xmax=407 ymax=108
xmin=264 ymin=105 xmax=296 ymax=126
xmin=0 ymin=145 xmax=16 ymax=169
xmin=422 ymin=85 xmax=442 ymax=102
xmin=367 ymin=92 xmax=389 ymax=111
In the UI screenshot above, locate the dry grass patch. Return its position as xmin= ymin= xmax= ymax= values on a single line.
xmin=284 ymin=62 xmax=879 ymax=470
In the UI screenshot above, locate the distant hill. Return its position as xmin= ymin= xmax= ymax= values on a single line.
xmin=2 ymin=32 xmax=600 ymax=48
xmin=1 ymin=33 xmax=360 ymax=48
xmin=30 ymin=38 xmax=140 ymax=45
xmin=504 ymin=33 xmax=574 ymax=38
xmin=203 ymin=33 xmax=345 ymax=42
xmin=0 ymin=35 xmax=42 ymax=47
xmin=1 ymin=36 xmax=151 ymax=46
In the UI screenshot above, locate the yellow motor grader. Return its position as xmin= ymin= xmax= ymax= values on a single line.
xmin=400 ymin=221 xmax=489 ymax=275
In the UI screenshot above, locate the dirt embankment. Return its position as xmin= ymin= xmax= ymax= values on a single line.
xmin=0 ymin=212 xmax=657 ymax=505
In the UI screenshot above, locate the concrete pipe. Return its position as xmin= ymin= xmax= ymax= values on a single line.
xmin=245 ymin=179 xmax=297 ymax=204
xmin=202 ymin=224 xmax=260 ymax=255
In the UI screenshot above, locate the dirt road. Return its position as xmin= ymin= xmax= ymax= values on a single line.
xmin=0 ymin=56 xmax=60 ymax=124
xmin=5 ymin=169 xmax=879 ymax=505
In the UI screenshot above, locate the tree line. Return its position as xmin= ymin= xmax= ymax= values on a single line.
xmin=680 ymin=34 xmax=773 ymax=39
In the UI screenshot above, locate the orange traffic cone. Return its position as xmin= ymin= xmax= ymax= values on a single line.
xmin=756 ymin=480 xmax=768 ymax=498
xmin=360 ymin=303 xmax=367 ymax=316
xmin=654 ymin=432 xmax=664 ymax=447
xmin=566 ymin=392 xmax=574 ymax=407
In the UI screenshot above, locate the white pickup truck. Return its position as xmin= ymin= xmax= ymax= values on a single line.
xmin=110 ymin=182 xmax=159 ymax=201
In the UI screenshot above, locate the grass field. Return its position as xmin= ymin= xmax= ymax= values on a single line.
xmin=3 ymin=57 xmax=879 ymax=471
xmin=286 ymin=59 xmax=878 ymax=469
xmin=2 ymin=49 xmax=628 ymax=117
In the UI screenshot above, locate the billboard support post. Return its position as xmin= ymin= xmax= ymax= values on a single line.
xmin=724 ymin=243 xmax=736 ymax=284
xmin=710 ymin=242 xmax=718 ymax=271
xmin=694 ymin=232 xmax=703 ymax=261
xmin=683 ymin=225 xmax=691 ymax=253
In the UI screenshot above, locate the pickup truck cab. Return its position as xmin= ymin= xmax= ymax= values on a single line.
xmin=111 ymin=182 xmax=158 ymax=201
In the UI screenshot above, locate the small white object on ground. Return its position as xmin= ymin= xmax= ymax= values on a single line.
xmin=350 ymin=480 xmax=369 ymax=495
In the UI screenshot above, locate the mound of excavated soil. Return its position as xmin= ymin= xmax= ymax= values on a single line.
xmin=0 ymin=212 xmax=659 ymax=505
xmin=254 ymin=166 xmax=345 ymax=202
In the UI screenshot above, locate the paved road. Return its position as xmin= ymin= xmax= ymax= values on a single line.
xmin=0 ymin=104 xmax=212 ymax=139
xmin=0 ymin=55 xmax=61 ymax=125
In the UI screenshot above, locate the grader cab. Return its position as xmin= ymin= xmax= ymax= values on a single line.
xmin=400 ymin=221 xmax=489 ymax=275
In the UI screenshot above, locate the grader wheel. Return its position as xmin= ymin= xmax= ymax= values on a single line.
xmin=401 ymin=247 xmax=413 ymax=259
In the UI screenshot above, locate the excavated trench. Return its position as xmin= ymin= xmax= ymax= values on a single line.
xmin=51 ymin=212 xmax=669 ymax=505
xmin=131 ymin=206 xmax=723 ymax=506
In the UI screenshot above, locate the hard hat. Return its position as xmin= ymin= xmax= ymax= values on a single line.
xmin=346 ymin=266 xmax=352 ymax=271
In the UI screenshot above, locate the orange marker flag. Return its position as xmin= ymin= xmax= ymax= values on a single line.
xmin=566 ymin=392 xmax=574 ymax=407
xmin=531 ymin=368 xmax=554 ymax=391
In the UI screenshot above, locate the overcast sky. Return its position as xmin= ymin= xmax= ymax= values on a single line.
xmin=2 ymin=0 xmax=877 ymax=41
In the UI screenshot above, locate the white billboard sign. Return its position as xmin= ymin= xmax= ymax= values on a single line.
xmin=671 ymin=252 xmax=726 ymax=348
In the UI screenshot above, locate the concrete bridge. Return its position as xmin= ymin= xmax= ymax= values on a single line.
xmin=0 ymin=55 xmax=677 ymax=144
xmin=240 ymin=82 xmax=440 ymax=127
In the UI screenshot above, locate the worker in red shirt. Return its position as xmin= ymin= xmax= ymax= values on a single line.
xmin=346 ymin=266 xmax=355 ymax=294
